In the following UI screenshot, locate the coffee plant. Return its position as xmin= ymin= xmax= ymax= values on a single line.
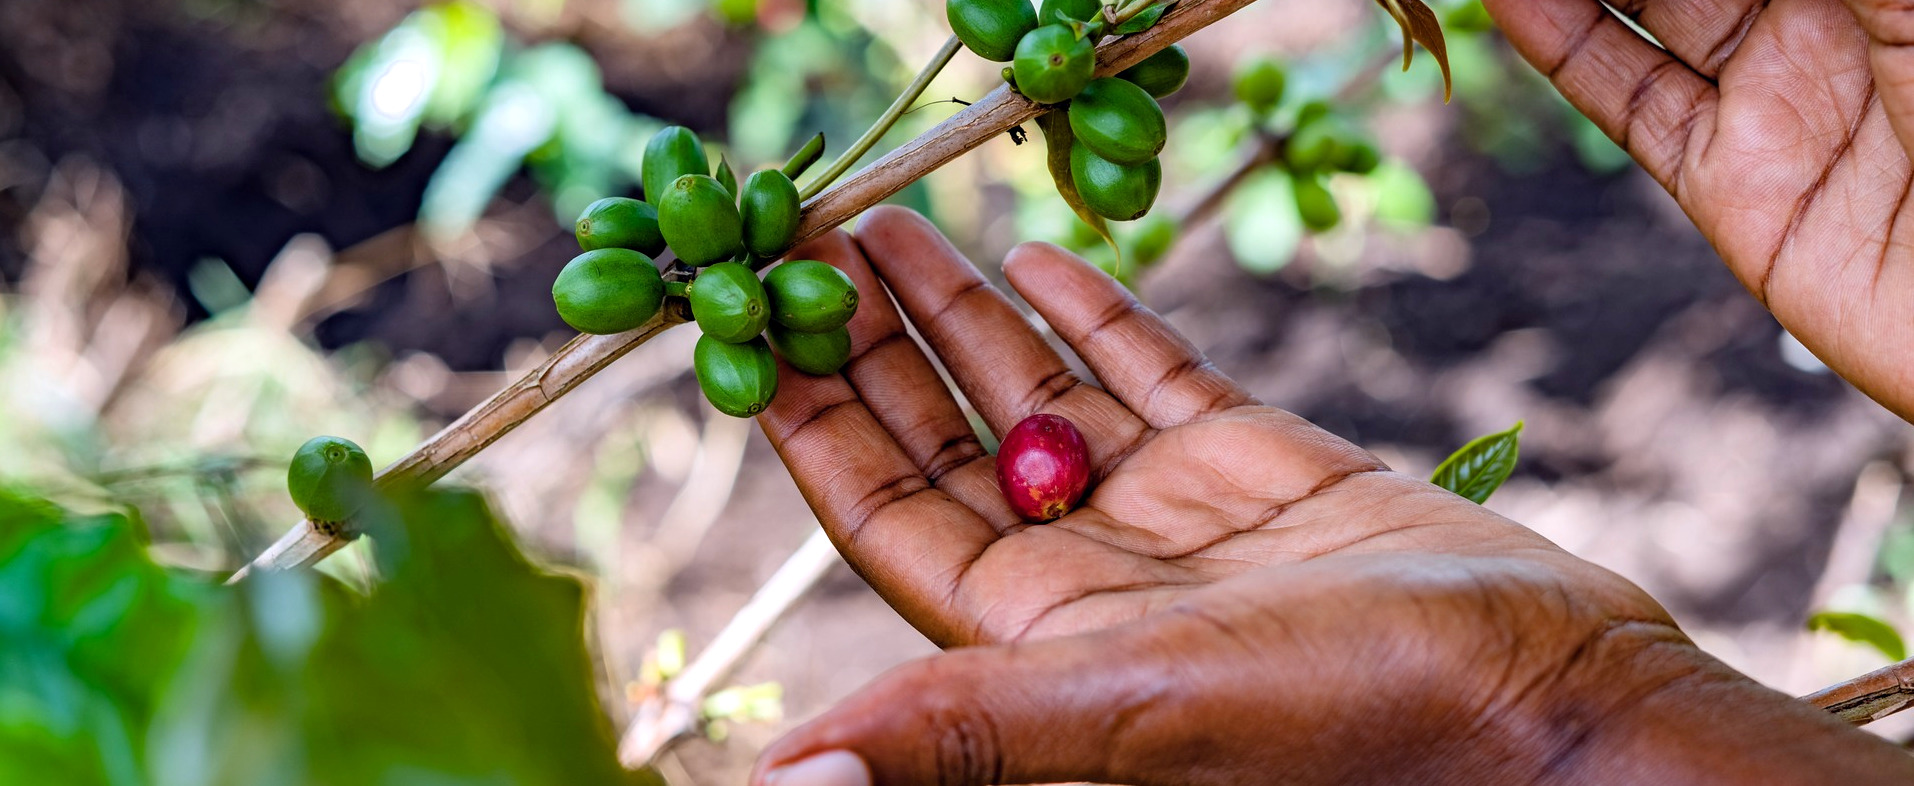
xmin=10 ymin=0 xmax=1905 ymax=783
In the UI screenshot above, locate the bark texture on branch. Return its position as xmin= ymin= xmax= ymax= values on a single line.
xmin=229 ymin=305 xmax=687 ymax=582
xmin=1804 ymin=657 xmax=1914 ymax=725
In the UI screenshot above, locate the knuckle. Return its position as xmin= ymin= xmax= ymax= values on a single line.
xmin=894 ymin=657 xmax=1006 ymax=786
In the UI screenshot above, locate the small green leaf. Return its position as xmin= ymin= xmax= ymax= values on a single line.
xmin=716 ymin=155 xmax=739 ymax=200
xmin=1808 ymin=611 xmax=1908 ymax=662
xmin=1432 ymin=421 xmax=1523 ymax=504
xmin=1037 ymin=112 xmax=1120 ymax=266
xmin=1113 ymin=3 xmax=1172 ymax=35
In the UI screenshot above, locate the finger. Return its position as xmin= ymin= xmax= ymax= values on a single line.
xmin=852 ymin=206 xmax=1150 ymax=474
xmin=1607 ymin=0 xmax=1765 ymax=78
xmin=752 ymin=626 xmax=1172 ymax=786
xmin=758 ymin=329 xmax=996 ymax=646
xmin=1002 ymin=242 xmax=1254 ymax=429
xmin=1484 ymin=0 xmax=1717 ymax=191
xmin=1846 ymin=1 xmax=1914 ymax=159
xmin=751 ymin=566 xmax=1460 ymax=786
xmin=784 ymin=231 xmax=1018 ymax=532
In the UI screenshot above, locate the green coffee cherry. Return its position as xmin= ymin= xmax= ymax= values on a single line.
xmin=575 ymin=197 xmax=666 ymax=256
xmin=690 ymin=261 xmax=771 ymax=344
xmin=1038 ymin=0 xmax=1101 ymax=26
xmin=1117 ymin=44 xmax=1190 ymax=99
xmin=1234 ymin=57 xmax=1287 ymax=116
xmin=1070 ymin=145 xmax=1161 ymax=222
xmin=1285 ymin=116 xmax=1341 ymax=173
xmin=695 ymin=335 xmax=779 ymax=418
xmin=768 ymin=323 xmax=852 ymax=376
xmin=947 ymin=0 xmax=1038 ymax=62
xmin=287 ymin=436 xmax=374 ymax=525
xmin=1334 ymin=139 xmax=1382 ymax=175
xmin=659 ymin=174 xmax=746 ymax=267
xmin=1292 ymin=175 xmax=1341 ymax=232
xmin=764 ymin=260 xmax=860 ymax=333
xmin=740 ymin=170 xmax=802 ymax=259
xmin=642 ymin=126 xmax=708 ymax=206
xmin=553 ymin=248 xmax=666 ymax=335
xmin=1294 ymin=100 xmax=1331 ymax=129
xmin=1013 ymin=24 xmax=1095 ymax=104
xmin=1067 ymin=78 xmax=1166 ymax=166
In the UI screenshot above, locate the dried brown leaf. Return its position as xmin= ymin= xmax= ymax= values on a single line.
xmin=1375 ymin=0 xmax=1452 ymax=102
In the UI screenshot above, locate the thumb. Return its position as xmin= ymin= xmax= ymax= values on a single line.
xmin=1847 ymin=1 xmax=1914 ymax=158
xmin=751 ymin=626 xmax=1179 ymax=786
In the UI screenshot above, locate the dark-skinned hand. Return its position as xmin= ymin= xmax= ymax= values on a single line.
xmin=744 ymin=208 xmax=1914 ymax=786
xmin=1488 ymin=0 xmax=1914 ymax=420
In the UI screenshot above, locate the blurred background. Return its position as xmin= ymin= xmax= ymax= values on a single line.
xmin=5 ymin=0 xmax=1914 ymax=780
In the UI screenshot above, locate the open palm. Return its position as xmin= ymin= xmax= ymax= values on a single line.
xmin=762 ymin=207 xmax=1655 ymax=652
xmin=1488 ymin=0 xmax=1914 ymax=419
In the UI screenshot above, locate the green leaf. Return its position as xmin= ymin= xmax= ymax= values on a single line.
xmin=1113 ymin=3 xmax=1172 ymax=35
xmin=717 ymin=154 xmax=739 ymax=199
xmin=1223 ymin=168 xmax=1303 ymax=274
xmin=1368 ymin=161 xmax=1437 ymax=230
xmin=1431 ymin=422 xmax=1523 ymax=504
xmin=1808 ymin=611 xmax=1908 ymax=662
xmin=0 ymin=488 xmax=661 ymax=785
xmin=419 ymin=1 xmax=504 ymax=127
xmin=342 ymin=21 xmax=440 ymax=167
xmin=419 ymin=81 xmax=558 ymax=239
xmin=0 ymin=491 xmax=203 ymax=786
xmin=1037 ymin=112 xmax=1120 ymax=266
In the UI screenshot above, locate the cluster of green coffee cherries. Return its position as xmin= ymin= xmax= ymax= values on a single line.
xmin=949 ymin=0 xmax=1189 ymax=223
xmin=551 ymin=126 xmax=860 ymax=419
xmin=1232 ymin=57 xmax=1384 ymax=233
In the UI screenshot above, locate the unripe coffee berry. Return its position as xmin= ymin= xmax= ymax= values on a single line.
xmin=288 ymin=436 xmax=374 ymax=525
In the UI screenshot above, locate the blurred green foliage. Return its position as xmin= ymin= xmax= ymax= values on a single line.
xmin=326 ymin=0 xmax=1634 ymax=283
xmin=335 ymin=2 xmax=504 ymax=170
xmin=1808 ymin=611 xmax=1908 ymax=663
xmin=0 ymin=487 xmax=658 ymax=785
xmin=335 ymin=0 xmax=914 ymax=244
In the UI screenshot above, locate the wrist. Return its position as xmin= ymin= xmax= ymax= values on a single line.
xmin=1498 ymin=620 xmax=1914 ymax=785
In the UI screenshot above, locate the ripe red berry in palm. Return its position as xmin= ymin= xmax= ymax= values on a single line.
xmin=996 ymin=414 xmax=1090 ymax=522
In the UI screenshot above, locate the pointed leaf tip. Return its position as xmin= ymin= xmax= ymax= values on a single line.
xmin=1432 ymin=421 xmax=1523 ymax=504
xmin=1376 ymin=0 xmax=1454 ymax=103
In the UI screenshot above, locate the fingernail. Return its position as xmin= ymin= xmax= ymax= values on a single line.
xmin=763 ymin=750 xmax=871 ymax=786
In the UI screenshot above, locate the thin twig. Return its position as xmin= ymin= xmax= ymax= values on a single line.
xmin=618 ymin=527 xmax=841 ymax=768
xmin=227 ymin=304 xmax=689 ymax=583
xmin=797 ymin=36 xmax=965 ymax=202
xmin=1805 ymin=657 xmax=1914 ymax=725
xmin=230 ymin=0 xmax=1263 ymax=581
xmin=1173 ymin=133 xmax=1281 ymax=229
